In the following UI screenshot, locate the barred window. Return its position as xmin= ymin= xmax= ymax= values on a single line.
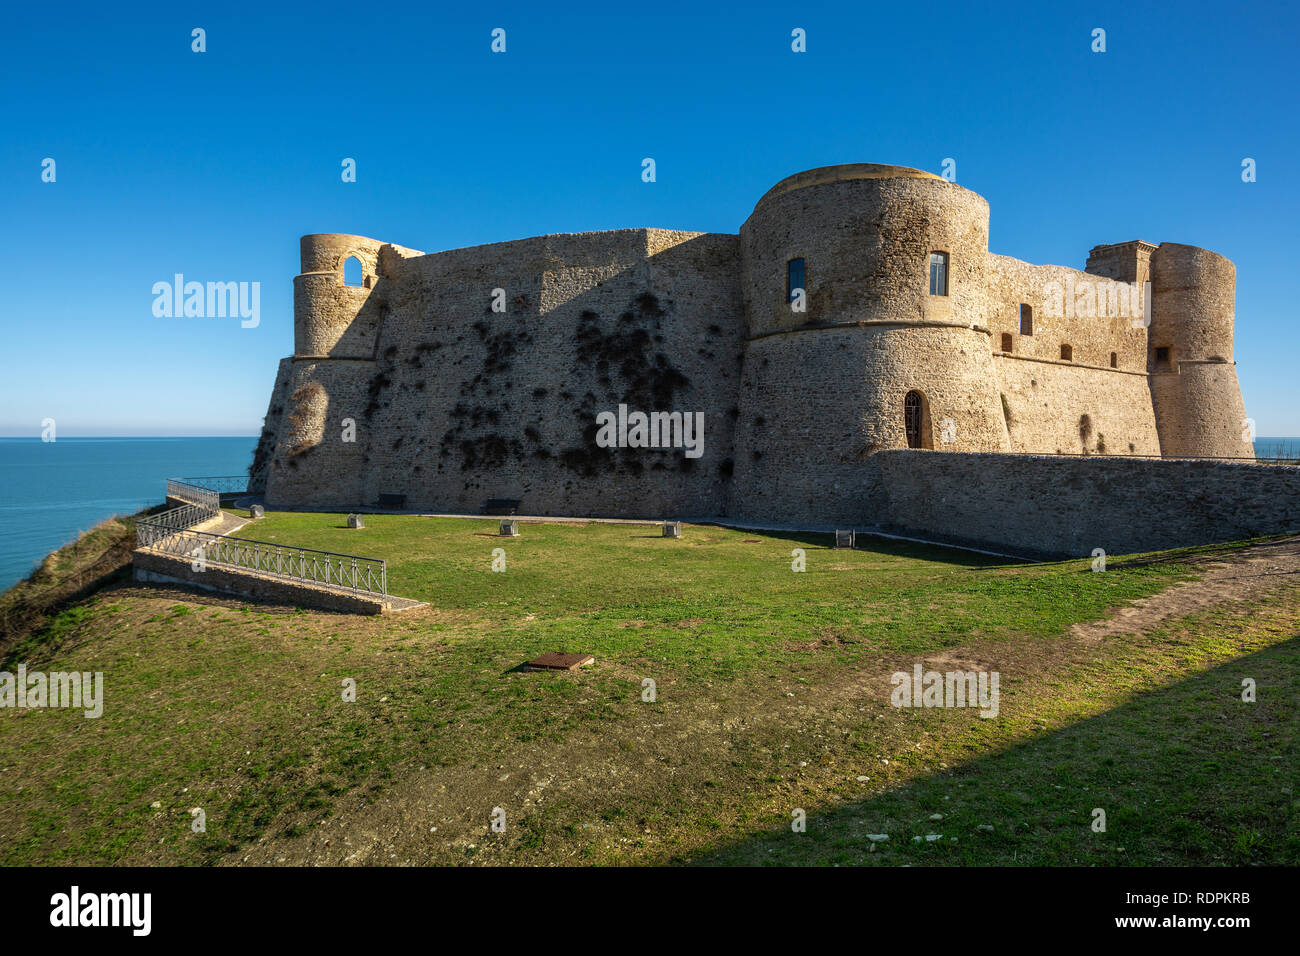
xmin=904 ymin=391 xmax=926 ymax=448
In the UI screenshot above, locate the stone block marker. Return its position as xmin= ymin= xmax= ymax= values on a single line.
xmin=835 ymin=529 xmax=856 ymax=549
xmin=663 ymin=521 xmax=682 ymax=538
xmin=499 ymin=518 xmax=520 ymax=537
xmin=249 ymin=504 xmax=265 ymax=519
xmin=347 ymin=513 xmax=364 ymax=529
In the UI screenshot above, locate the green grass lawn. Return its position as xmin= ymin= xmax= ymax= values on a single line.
xmin=0 ymin=512 xmax=1293 ymax=866
xmin=695 ymin=593 xmax=1300 ymax=866
xmin=226 ymin=512 xmax=1205 ymax=683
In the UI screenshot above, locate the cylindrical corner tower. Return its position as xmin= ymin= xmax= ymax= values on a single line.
xmin=729 ymin=163 xmax=1010 ymax=525
xmin=295 ymin=233 xmax=391 ymax=358
xmin=1148 ymin=243 xmax=1252 ymax=459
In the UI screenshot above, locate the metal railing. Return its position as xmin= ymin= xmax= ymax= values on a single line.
xmin=137 ymin=476 xmax=387 ymax=598
xmin=165 ymin=479 xmax=221 ymax=512
xmin=148 ymin=501 xmax=219 ymax=531
xmin=174 ymin=475 xmax=251 ymax=496
xmin=138 ymin=522 xmax=387 ymax=596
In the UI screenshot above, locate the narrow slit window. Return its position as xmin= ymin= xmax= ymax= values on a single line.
xmin=928 ymin=252 xmax=949 ymax=296
xmin=1110 ymin=352 xmax=1118 ymax=368
xmin=787 ymin=258 xmax=805 ymax=303
xmin=1019 ymin=304 xmax=1033 ymax=335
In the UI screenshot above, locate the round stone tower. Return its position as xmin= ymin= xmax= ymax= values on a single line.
xmin=294 ymin=233 xmax=391 ymax=358
xmin=729 ymin=163 xmax=1010 ymax=524
xmin=1147 ymin=243 xmax=1252 ymax=458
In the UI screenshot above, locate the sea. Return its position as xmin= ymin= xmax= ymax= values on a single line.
xmin=0 ymin=435 xmax=1295 ymax=593
xmin=0 ymin=437 xmax=257 ymax=591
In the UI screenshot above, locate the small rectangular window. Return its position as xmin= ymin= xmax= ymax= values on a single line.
xmin=1155 ymin=346 xmax=1170 ymax=366
xmin=929 ymin=252 xmax=948 ymax=296
xmin=1019 ymin=304 xmax=1033 ymax=335
xmin=1110 ymin=352 xmax=1118 ymax=368
xmin=1001 ymin=333 xmax=1013 ymax=352
xmin=787 ymin=258 xmax=805 ymax=303
xmin=1060 ymin=344 xmax=1072 ymax=361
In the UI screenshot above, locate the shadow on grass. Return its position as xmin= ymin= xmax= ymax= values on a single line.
xmin=108 ymin=577 xmax=354 ymax=618
xmin=1104 ymin=533 xmax=1300 ymax=572
xmin=687 ymin=638 xmax=1300 ymax=866
xmin=746 ymin=529 xmax=1024 ymax=569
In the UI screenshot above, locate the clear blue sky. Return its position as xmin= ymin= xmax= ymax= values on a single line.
xmin=2 ymin=0 xmax=1296 ymax=435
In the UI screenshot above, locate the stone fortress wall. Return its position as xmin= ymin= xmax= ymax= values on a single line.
xmin=253 ymin=163 xmax=1276 ymax=555
xmin=260 ymin=229 xmax=747 ymax=518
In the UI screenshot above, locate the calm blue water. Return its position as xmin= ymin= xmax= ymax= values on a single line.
xmin=1254 ymin=437 xmax=1300 ymax=459
xmin=0 ymin=437 xmax=256 ymax=591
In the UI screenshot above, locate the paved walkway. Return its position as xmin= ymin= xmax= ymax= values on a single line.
xmin=204 ymin=512 xmax=250 ymax=536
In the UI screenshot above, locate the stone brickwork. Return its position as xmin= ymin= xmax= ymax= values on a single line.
xmin=986 ymin=254 xmax=1150 ymax=373
xmin=265 ymin=228 xmax=744 ymax=517
xmin=993 ymin=358 xmax=1161 ymax=456
xmin=1147 ymin=244 xmax=1249 ymax=457
xmin=253 ymin=162 xmax=1263 ymax=545
xmin=875 ymin=451 xmax=1300 ymax=559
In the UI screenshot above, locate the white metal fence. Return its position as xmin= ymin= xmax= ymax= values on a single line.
xmin=138 ymin=477 xmax=387 ymax=597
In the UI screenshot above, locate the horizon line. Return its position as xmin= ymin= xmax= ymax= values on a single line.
xmin=0 ymin=434 xmax=260 ymax=439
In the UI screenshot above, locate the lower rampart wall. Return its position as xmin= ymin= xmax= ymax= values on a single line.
xmin=875 ymin=451 xmax=1300 ymax=558
xmin=132 ymin=551 xmax=388 ymax=615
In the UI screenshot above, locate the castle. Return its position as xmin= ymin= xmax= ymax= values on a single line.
xmin=252 ymin=162 xmax=1255 ymax=539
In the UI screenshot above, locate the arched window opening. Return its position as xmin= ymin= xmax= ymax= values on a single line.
xmin=1060 ymin=344 xmax=1073 ymax=361
xmin=1001 ymin=333 xmax=1013 ymax=353
xmin=928 ymin=252 xmax=949 ymax=296
xmin=1019 ymin=304 xmax=1033 ymax=335
xmin=343 ymin=256 xmax=363 ymax=288
xmin=904 ymin=390 xmax=929 ymax=449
